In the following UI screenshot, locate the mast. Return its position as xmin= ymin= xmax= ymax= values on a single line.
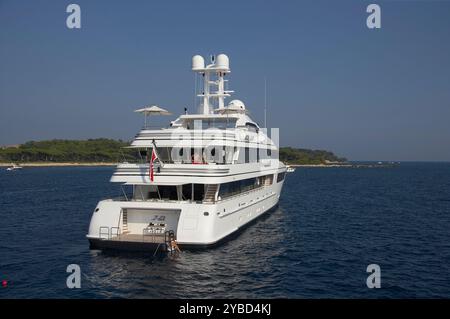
xmin=192 ymin=54 xmax=233 ymax=114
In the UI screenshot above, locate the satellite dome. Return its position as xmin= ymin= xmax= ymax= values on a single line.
xmin=215 ymin=54 xmax=229 ymax=70
xmin=192 ymin=55 xmax=205 ymax=70
xmin=228 ymin=100 xmax=246 ymax=110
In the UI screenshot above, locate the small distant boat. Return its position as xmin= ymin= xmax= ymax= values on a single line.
xmin=6 ymin=164 xmax=23 ymax=171
xmin=286 ymin=165 xmax=296 ymax=173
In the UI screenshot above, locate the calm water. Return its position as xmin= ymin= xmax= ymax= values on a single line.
xmin=1 ymin=163 xmax=450 ymax=298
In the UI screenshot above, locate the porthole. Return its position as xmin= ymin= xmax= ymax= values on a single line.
xmin=203 ymin=212 xmax=209 ymax=216
xmin=95 ymin=208 xmax=100 ymax=212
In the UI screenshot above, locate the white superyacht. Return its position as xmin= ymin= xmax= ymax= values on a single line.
xmin=87 ymin=54 xmax=286 ymax=251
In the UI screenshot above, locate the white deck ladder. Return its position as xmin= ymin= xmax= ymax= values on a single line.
xmin=122 ymin=209 xmax=130 ymax=234
xmin=204 ymin=184 xmax=218 ymax=203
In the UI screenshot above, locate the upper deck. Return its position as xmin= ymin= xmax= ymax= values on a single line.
xmin=131 ymin=111 xmax=277 ymax=150
xmin=111 ymin=160 xmax=282 ymax=184
xmin=117 ymin=53 xmax=283 ymax=185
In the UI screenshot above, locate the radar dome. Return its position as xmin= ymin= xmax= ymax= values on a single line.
xmin=228 ymin=100 xmax=245 ymax=111
xmin=192 ymin=55 xmax=205 ymax=70
xmin=215 ymin=54 xmax=229 ymax=70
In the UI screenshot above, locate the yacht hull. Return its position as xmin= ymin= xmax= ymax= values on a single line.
xmin=88 ymin=203 xmax=279 ymax=252
xmin=86 ymin=179 xmax=284 ymax=252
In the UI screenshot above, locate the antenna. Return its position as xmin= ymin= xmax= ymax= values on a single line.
xmin=193 ymin=72 xmax=197 ymax=113
xmin=264 ymin=77 xmax=267 ymax=128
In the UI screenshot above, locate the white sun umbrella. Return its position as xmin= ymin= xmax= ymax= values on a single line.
xmin=134 ymin=105 xmax=172 ymax=128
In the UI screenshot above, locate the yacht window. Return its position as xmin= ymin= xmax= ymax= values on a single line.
xmin=276 ymin=172 xmax=286 ymax=183
xmin=214 ymin=118 xmax=236 ymax=129
xmin=218 ymin=177 xmax=261 ymax=200
xmin=245 ymin=122 xmax=259 ymax=133
xmin=193 ymin=184 xmax=205 ymax=201
xmin=260 ymin=148 xmax=272 ymax=160
xmin=148 ymin=190 xmax=159 ymax=199
xmin=203 ymin=120 xmax=212 ymax=130
xmin=134 ymin=185 xmax=159 ymax=200
xmin=237 ymin=148 xmax=245 ymax=164
xmin=157 ymin=147 xmax=172 ymax=162
xmin=139 ymin=149 xmax=147 ymax=158
xmin=122 ymin=185 xmax=133 ymax=200
xmin=245 ymin=147 xmax=250 ymax=163
xmin=182 ymin=184 xmax=192 ymax=200
xmin=264 ymin=174 xmax=274 ymax=185
xmin=191 ymin=148 xmax=204 ymax=164
xmin=185 ymin=119 xmax=237 ymax=130
xmin=224 ymin=146 xmax=234 ymax=164
xmin=158 ymin=186 xmax=178 ymax=200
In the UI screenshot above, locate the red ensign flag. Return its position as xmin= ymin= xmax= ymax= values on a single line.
xmin=150 ymin=148 xmax=157 ymax=182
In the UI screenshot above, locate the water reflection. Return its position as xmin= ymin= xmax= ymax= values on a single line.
xmin=84 ymin=207 xmax=288 ymax=298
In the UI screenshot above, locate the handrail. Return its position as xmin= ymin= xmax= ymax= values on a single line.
xmin=117 ymin=210 xmax=122 ymax=233
xmin=99 ymin=226 xmax=120 ymax=240
xmin=121 ymin=186 xmax=129 ymax=201
xmin=99 ymin=226 xmax=109 ymax=240
xmin=110 ymin=227 xmax=120 ymax=238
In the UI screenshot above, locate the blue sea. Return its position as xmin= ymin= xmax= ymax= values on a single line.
xmin=1 ymin=163 xmax=450 ymax=298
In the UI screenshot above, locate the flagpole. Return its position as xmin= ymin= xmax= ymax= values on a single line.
xmin=152 ymin=139 xmax=164 ymax=167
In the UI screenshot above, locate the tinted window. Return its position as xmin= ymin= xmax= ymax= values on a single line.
xmin=182 ymin=184 xmax=192 ymax=200
xmin=158 ymin=186 xmax=178 ymax=200
xmin=193 ymin=184 xmax=205 ymax=201
xmin=276 ymin=172 xmax=285 ymax=183
xmin=218 ymin=177 xmax=259 ymax=199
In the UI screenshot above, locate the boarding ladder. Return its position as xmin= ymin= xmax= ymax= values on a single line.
xmin=203 ymin=184 xmax=218 ymax=202
xmin=152 ymin=230 xmax=180 ymax=256
xmin=122 ymin=209 xmax=130 ymax=234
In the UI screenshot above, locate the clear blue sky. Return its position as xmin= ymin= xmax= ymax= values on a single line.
xmin=1 ymin=0 xmax=450 ymax=161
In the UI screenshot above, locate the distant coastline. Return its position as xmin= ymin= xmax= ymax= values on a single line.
xmin=0 ymin=162 xmax=398 ymax=168
xmin=0 ymin=138 xmax=349 ymax=167
xmin=0 ymin=162 xmax=117 ymax=167
xmin=0 ymin=162 xmax=350 ymax=168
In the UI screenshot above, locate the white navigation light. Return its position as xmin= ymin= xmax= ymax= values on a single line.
xmin=215 ymin=54 xmax=229 ymax=70
xmin=192 ymin=55 xmax=205 ymax=70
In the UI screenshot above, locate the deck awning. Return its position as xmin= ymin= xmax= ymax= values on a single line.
xmin=134 ymin=105 xmax=172 ymax=116
xmin=134 ymin=105 xmax=172 ymax=128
